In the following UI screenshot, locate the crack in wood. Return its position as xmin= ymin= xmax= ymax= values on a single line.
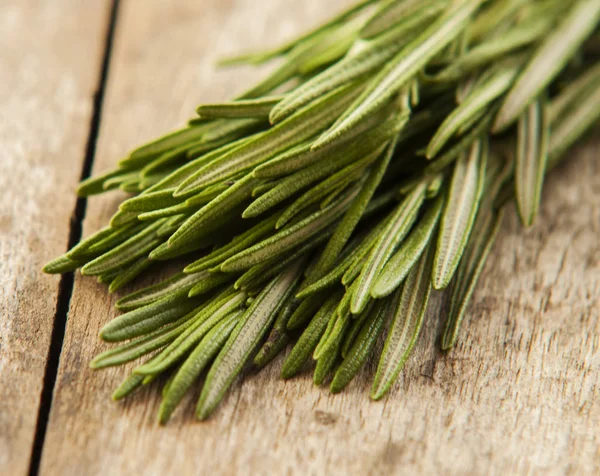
xmin=27 ymin=2 xmax=122 ymax=475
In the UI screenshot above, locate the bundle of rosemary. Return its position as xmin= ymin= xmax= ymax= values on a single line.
xmin=45 ymin=0 xmax=600 ymax=423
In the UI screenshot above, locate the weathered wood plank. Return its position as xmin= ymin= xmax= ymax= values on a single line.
xmin=39 ymin=1 xmax=600 ymax=474
xmin=0 ymin=1 xmax=112 ymax=474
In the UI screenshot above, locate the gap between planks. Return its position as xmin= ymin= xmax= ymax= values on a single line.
xmin=27 ymin=2 xmax=122 ymax=475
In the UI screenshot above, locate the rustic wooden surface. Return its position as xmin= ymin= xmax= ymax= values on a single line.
xmin=0 ymin=1 xmax=111 ymax=474
xmin=2 ymin=0 xmax=598 ymax=474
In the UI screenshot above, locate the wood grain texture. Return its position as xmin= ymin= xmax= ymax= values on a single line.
xmin=38 ymin=1 xmax=600 ymax=475
xmin=0 ymin=1 xmax=111 ymax=474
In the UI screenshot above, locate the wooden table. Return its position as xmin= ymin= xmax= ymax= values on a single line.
xmin=1 ymin=1 xmax=599 ymax=474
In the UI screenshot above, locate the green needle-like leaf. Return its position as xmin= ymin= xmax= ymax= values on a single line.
xmin=493 ymin=0 xmax=600 ymax=132
xmin=122 ymin=125 xmax=211 ymax=169
xmin=158 ymin=311 xmax=241 ymax=424
xmin=432 ymin=138 xmax=487 ymax=290
xmin=426 ymin=60 xmax=522 ymax=158
xmin=286 ymin=291 xmax=330 ymax=331
xmin=108 ymin=257 xmax=153 ymax=293
xmin=310 ymin=138 xmax=397 ymax=279
xmin=318 ymin=0 xmax=484 ymax=146
xmin=515 ymin=96 xmax=549 ymax=227
xmin=220 ymin=186 xmax=359 ymax=272
xmin=197 ymin=97 xmax=283 ymax=119
xmin=115 ymin=271 xmax=208 ymax=311
xmin=91 ymin=309 xmax=201 ymax=369
xmin=174 ymin=82 xmax=363 ymax=196
xmin=351 ymin=182 xmax=427 ymax=314
xmin=81 ymin=220 xmax=165 ymax=276
xmin=244 ymin=143 xmax=383 ymax=219
xmin=331 ymin=300 xmax=386 ymax=393
xmin=371 ymin=242 xmax=434 ymax=400
xmin=196 ymin=261 xmax=303 ymax=419
xmin=361 ymin=0 xmax=447 ymax=40
xmin=281 ymin=293 xmax=341 ymax=379
xmin=167 ymin=174 xmax=257 ymax=251
xmin=442 ymin=209 xmax=503 ymax=350
xmin=135 ymin=291 xmax=247 ymax=376
xmin=373 ymin=191 xmax=444 ymax=298
xmin=430 ymin=15 xmax=551 ymax=83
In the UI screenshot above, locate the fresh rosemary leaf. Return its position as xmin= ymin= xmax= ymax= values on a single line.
xmin=116 ymin=271 xmax=209 ymax=311
xmin=341 ymin=217 xmax=392 ymax=286
xmin=284 ymin=291 xmax=326 ymax=331
xmin=103 ymin=172 xmax=140 ymax=192
xmin=269 ymin=10 xmax=422 ymax=125
xmin=122 ymin=180 xmax=146 ymax=194
xmin=548 ymin=78 xmax=600 ymax=166
xmin=254 ymin=111 xmax=399 ymax=178
xmin=219 ymin=0 xmax=377 ymax=66
xmin=119 ymin=189 xmax=180 ymax=213
xmin=167 ymin=174 xmax=256 ymax=251
xmin=310 ymin=138 xmax=396 ymax=279
xmin=361 ymin=0 xmax=446 ymax=40
xmin=65 ymin=225 xmax=124 ymax=260
xmin=108 ymin=257 xmax=153 ymax=293
xmin=100 ymin=297 xmax=203 ymax=343
xmin=244 ymin=143 xmax=383 ymax=219
xmin=253 ymin=298 xmax=297 ymax=369
xmin=188 ymin=272 xmax=232 ymax=298
xmin=184 ymin=214 xmax=278 ymax=274
xmin=81 ymin=220 xmax=165 ymax=276
xmin=109 ymin=210 xmax=139 ymax=228
xmin=371 ymin=242 xmax=434 ymax=400
xmin=112 ymin=373 xmax=146 ymax=401
xmin=548 ymin=63 xmax=600 ymax=127
xmin=433 ymin=17 xmax=551 ymax=84
xmin=373 ymin=191 xmax=444 ymax=298
xmin=442 ymin=209 xmax=504 ymax=350
xmin=174 ymin=82 xmax=363 ymax=196
xmin=351 ymin=182 xmax=427 ymax=314
xmin=197 ymin=96 xmax=283 ymax=119
xmin=340 ymin=303 xmax=371 ymax=359
xmin=432 ymin=138 xmax=487 ymax=290
xmin=493 ymin=0 xmax=600 ymax=132
xmin=298 ymin=17 xmax=362 ymax=75
xmin=281 ymin=293 xmax=340 ymax=379
xmin=135 ymin=291 xmax=247 ymax=376
xmin=220 ymin=187 xmax=359 ymax=273
xmin=137 ymin=201 xmax=196 ymax=222
xmin=91 ymin=309 xmax=202 ymax=369
xmin=426 ymin=60 xmax=522 ymax=158
xmin=313 ymin=343 xmax=340 ymax=386
xmin=42 ymin=254 xmax=84 ymax=274
xmin=97 ymin=270 xmax=120 ymax=285
xmin=234 ymin=235 xmax=327 ymax=292
xmin=156 ymin=215 xmax=187 ymax=238
xmin=196 ymin=261 xmax=303 ymax=419
xmin=319 ymin=0 xmax=484 ymax=146
xmin=77 ymin=169 xmax=129 ymax=197
xmin=141 ymin=144 xmax=197 ymax=177
xmin=158 ymin=311 xmax=241 ymax=424
xmin=515 ymin=96 xmax=549 ymax=227
xmin=144 ymin=138 xmax=247 ymax=194
xmin=331 ymin=300 xmax=386 ymax=393
xmin=122 ymin=125 xmax=210 ymax=168
xmin=423 ymin=112 xmax=493 ymax=175
xmin=201 ymin=118 xmax=266 ymax=144
xmin=316 ymin=293 xmax=370 ymax=361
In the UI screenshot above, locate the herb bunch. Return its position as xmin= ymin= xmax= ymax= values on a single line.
xmin=45 ymin=0 xmax=600 ymax=422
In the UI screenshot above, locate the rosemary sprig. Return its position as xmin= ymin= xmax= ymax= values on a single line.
xmin=44 ymin=0 xmax=600 ymax=422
